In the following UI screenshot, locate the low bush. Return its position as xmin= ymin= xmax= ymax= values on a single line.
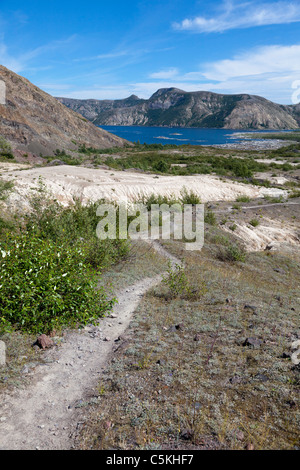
xmin=217 ymin=243 xmax=247 ymax=263
xmin=0 ymin=233 xmax=115 ymax=334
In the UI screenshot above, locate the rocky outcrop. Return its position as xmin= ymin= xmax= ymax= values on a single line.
xmin=57 ymin=88 xmax=300 ymax=130
xmin=0 ymin=65 xmax=129 ymax=156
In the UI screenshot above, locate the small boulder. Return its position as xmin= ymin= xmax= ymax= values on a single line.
xmin=243 ymin=337 xmax=262 ymax=348
xmin=36 ymin=334 xmax=54 ymax=350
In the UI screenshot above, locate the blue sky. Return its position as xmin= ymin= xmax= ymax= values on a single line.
xmin=0 ymin=0 xmax=300 ymax=104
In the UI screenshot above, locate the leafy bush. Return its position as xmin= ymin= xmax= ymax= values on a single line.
xmin=0 ymin=136 xmax=14 ymax=159
xmin=288 ymin=190 xmax=300 ymax=198
xmin=249 ymin=218 xmax=260 ymax=227
xmin=25 ymin=197 xmax=129 ymax=270
xmin=217 ymin=243 xmax=246 ymax=263
xmin=0 ymin=233 xmax=115 ymax=334
xmin=204 ymin=210 xmax=217 ymax=225
xmin=180 ymin=187 xmax=201 ymax=205
xmin=236 ymin=195 xmax=251 ymax=203
xmin=153 ymin=160 xmax=169 ymax=173
xmin=162 ymin=262 xmax=190 ymax=298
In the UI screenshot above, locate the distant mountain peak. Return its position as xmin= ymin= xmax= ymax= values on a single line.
xmin=57 ymin=87 xmax=300 ymax=130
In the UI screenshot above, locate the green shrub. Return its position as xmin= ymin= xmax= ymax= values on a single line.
xmin=0 ymin=233 xmax=115 ymax=334
xmin=153 ymin=160 xmax=169 ymax=173
xmin=180 ymin=187 xmax=201 ymax=205
xmin=162 ymin=262 xmax=190 ymax=298
xmin=249 ymin=218 xmax=260 ymax=227
xmin=217 ymin=243 xmax=246 ymax=263
xmin=288 ymin=190 xmax=300 ymax=198
xmin=236 ymin=195 xmax=251 ymax=203
xmin=0 ymin=136 xmax=14 ymax=159
xmin=0 ymin=180 xmax=14 ymax=201
xmin=204 ymin=210 xmax=217 ymax=225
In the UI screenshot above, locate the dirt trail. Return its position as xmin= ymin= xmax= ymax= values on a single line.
xmin=0 ymin=241 xmax=179 ymax=450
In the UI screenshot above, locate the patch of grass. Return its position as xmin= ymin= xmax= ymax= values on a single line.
xmin=288 ymin=190 xmax=300 ymax=198
xmin=0 ymin=179 xmax=14 ymax=201
xmin=217 ymin=243 xmax=247 ymax=263
xmin=236 ymin=195 xmax=251 ymax=203
xmin=204 ymin=210 xmax=217 ymax=226
xmin=249 ymin=218 xmax=260 ymax=227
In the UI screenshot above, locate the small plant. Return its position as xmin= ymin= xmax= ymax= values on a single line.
xmin=180 ymin=187 xmax=201 ymax=205
xmin=249 ymin=218 xmax=260 ymax=227
xmin=288 ymin=190 xmax=300 ymax=198
xmin=0 ymin=180 xmax=14 ymax=201
xmin=162 ymin=261 xmax=190 ymax=298
xmin=229 ymin=223 xmax=237 ymax=231
xmin=236 ymin=195 xmax=250 ymax=203
xmin=204 ymin=210 xmax=217 ymax=225
xmin=217 ymin=243 xmax=247 ymax=263
xmin=0 ymin=136 xmax=14 ymax=159
xmin=153 ymin=160 xmax=169 ymax=173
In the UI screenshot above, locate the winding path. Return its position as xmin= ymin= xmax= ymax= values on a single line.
xmin=0 ymin=241 xmax=179 ymax=450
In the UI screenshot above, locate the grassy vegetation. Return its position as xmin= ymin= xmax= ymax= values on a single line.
xmin=0 ymin=136 xmax=14 ymax=160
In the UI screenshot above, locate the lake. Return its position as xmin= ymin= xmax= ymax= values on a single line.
xmin=100 ymin=125 xmax=289 ymax=147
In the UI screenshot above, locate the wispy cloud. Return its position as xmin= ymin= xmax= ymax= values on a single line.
xmin=149 ymin=68 xmax=179 ymax=79
xmin=0 ymin=35 xmax=77 ymax=73
xmin=173 ymin=1 xmax=300 ymax=33
xmin=203 ymin=44 xmax=300 ymax=79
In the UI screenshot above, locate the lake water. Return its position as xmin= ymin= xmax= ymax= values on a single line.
xmin=100 ymin=125 xmax=287 ymax=147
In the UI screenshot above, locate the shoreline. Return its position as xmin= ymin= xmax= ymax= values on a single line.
xmin=211 ymin=138 xmax=297 ymax=151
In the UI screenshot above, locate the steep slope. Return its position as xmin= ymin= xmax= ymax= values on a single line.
xmin=57 ymin=88 xmax=300 ymax=130
xmin=0 ymin=65 xmax=129 ymax=156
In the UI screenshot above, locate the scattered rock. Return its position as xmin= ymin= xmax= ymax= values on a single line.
xmin=245 ymin=443 xmax=255 ymax=450
xmin=180 ymin=429 xmax=194 ymax=441
xmin=236 ymin=430 xmax=245 ymax=441
xmin=194 ymin=333 xmax=201 ymax=341
xmin=244 ymin=304 xmax=258 ymax=313
xmin=36 ymin=334 xmax=54 ymax=350
xmin=0 ymin=340 xmax=6 ymax=366
xmin=156 ymin=359 xmax=166 ymax=366
xmin=104 ymin=337 xmax=111 ymax=342
xmin=264 ymin=244 xmax=274 ymax=251
xmin=46 ymin=159 xmax=65 ymax=166
xmin=254 ymin=373 xmax=269 ymax=382
xmin=229 ymin=375 xmax=247 ymax=385
xmin=274 ymin=268 xmax=286 ymax=274
xmin=243 ymin=337 xmax=262 ymax=348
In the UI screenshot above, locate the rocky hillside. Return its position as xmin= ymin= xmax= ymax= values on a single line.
xmin=57 ymin=88 xmax=300 ymax=130
xmin=0 ymin=65 xmax=129 ymax=156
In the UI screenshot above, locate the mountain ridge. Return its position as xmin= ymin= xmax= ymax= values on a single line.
xmin=56 ymin=88 xmax=300 ymax=130
xmin=0 ymin=65 xmax=129 ymax=156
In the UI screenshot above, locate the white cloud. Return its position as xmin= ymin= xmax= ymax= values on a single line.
xmin=203 ymin=44 xmax=300 ymax=80
xmin=149 ymin=68 xmax=179 ymax=79
xmin=173 ymin=1 xmax=300 ymax=32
